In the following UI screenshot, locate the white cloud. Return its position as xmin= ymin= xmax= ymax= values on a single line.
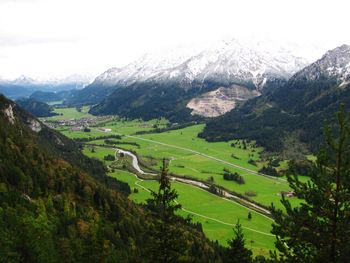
xmin=0 ymin=0 xmax=349 ymax=79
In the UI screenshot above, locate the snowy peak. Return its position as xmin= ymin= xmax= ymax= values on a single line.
xmin=91 ymin=38 xmax=320 ymax=90
xmin=292 ymin=44 xmax=350 ymax=84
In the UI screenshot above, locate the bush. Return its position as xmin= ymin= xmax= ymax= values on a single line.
xmin=244 ymin=191 xmax=257 ymax=197
xmin=258 ymin=165 xmax=280 ymax=177
xmin=248 ymin=159 xmax=257 ymax=166
xmin=104 ymin=154 xmax=115 ymax=161
xmin=223 ymin=169 xmax=245 ymax=184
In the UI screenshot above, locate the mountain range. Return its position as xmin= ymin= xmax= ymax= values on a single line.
xmin=0 ymin=74 xmax=91 ymax=100
xmin=66 ymin=38 xmax=324 ymax=121
xmin=200 ymin=44 xmax=350 ymax=152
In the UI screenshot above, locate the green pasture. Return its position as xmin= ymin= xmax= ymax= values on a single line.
xmin=46 ymin=106 xmax=92 ymax=120
xmin=110 ymin=170 xmax=275 ymax=256
xmin=83 ymin=124 xmax=293 ymax=209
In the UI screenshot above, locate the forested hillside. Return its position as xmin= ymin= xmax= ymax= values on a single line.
xmin=16 ymin=98 xmax=57 ymax=117
xmin=0 ymin=95 xmax=225 ymax=262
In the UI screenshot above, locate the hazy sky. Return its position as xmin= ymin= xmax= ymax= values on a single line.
xmin=0 ymin=0 xmax=349 ymax=80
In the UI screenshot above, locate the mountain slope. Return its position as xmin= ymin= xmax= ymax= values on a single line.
xmin=200 ymin=44 xmax=350 ymax=152
xmin=0 ymin=95 xmax=224 ymax=262
xmin=16 ymin=98 xmax=57 ymax=117
xmin=69 ymin=38 xmax=320 ymax=120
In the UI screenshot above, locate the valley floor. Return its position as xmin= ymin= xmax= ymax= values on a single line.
xmin=42 ymin=106 xmax=303 ymax=256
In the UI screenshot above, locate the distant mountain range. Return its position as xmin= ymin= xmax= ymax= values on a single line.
xmin=66 ymin=38 xmax=324 ymax=121
xmin=0 ymin=74 xmax=92 ymax=100
xmin=200 ymin=44 xmax=350 ymax=152
xmin=3 ymin=38 xmax=349 ymax=154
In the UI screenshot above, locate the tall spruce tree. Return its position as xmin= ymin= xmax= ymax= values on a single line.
xmin=271 ymin=105 xmax=350 ymax=262
xmin=146 ymin=159 xmax=186 ymax=263
xmin=226 ymin=220 xmax=252 ymax=263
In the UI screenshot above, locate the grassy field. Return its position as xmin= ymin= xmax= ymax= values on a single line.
xmin=46 ymin=106 xmax=93 ymax=120
xmin=101 ymin=118 xmax=168 ymax=135
xmin=110 ymin=170 xmax=275 ymax=256
xmin=50 ymin=108 xmax=301 ymax=255
xmin=82 ymin=145 xmax=116 ymax=164
xmin=83 ymin=124 xmax=293 ymax=209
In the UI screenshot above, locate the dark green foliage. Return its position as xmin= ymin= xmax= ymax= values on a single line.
xmin=200 ymin=75 xmax=350 ymax=153
xmin=226 ymin=221 xmax=253 ymax=263
xmin=104 ymin=139 xmax=140 ymax=147
xmin=135 ymin=122 xmax=200 ymax=135
xmin=88 ymin=81 xmax=211 ymax=123
xmin=0 ymin=95 xmax=226 ymax=262
xmin=258 ymin=166 xmax=280 ymax=177
xmin=271 ymin=106 xmax=350 ymax=262
xmin=74 ymin=134 xmax=122 ymax=142
xmin=286 ymin=159 xmax=313 ymax=176
xmin=146 ymin=160 xmax=186 ymax=262
xmin=16 ymin=98 xmax=57 ymax=117
xmin=103 ymin=154 xmax=115 ymax=161
xmin=223 ymin=169 xmax=245 ymax=184
xmin=248 ymin=212 xmax=252 ymax=220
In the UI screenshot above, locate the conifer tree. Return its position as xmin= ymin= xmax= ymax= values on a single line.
xmin=271 ymin=105 xmax=350 ymax=262
xmin=146 ymin=159 xmax=186 ymax=263
xmin=226 ymin=220 xmax=252 ymax=263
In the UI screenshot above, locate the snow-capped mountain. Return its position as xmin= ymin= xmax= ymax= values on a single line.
xmin=91 ymin=37 xmax=323 ymax=91
xmin=290 ymin=44 xmax=350 ymax=86
xmin=200 ymin=44 xmax=350 ymax=152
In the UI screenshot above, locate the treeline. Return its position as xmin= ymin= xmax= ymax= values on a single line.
xmin=135 ymin=121 xmax=200 ymax=135
xmin=74 ymin=134 xmax=122 ymax=142
xmin=104 ymin=139 xmax=140 ymax=148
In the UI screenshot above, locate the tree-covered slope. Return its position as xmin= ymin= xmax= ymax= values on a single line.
xmin=0 ymin=95 xmax=224 ymax=262
xmin=16 ymin=98 xmax=58 ymax=117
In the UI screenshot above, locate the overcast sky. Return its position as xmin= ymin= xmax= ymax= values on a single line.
xmin=0 ymin=0 xmax=349 ymax=80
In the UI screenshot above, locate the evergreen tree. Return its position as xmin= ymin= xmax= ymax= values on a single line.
xmin=271 ymin=105 xmax=350 ymax=263
xmin=146 ymin=159 xmax=186 ymax=263
xmin=226 ymin=220 xmax=252 ymax=263
xmin=248 ymin=212 xmax=252 ymax=221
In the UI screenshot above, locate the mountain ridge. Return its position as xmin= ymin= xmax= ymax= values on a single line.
xmin=78 ymin=38 xmax=323 ymax=120
xmin=90 ymin=38 xmax=320 ymax=91
xmin=200 ymin=44 xmax=350 ymax=152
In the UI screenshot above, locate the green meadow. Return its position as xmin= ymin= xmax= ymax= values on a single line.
xmin=83 ymin=123 xmax=293 ymax=209
xmin=46 ymin=106 xmax=93 ymax=120
xmin=110 ymin=170 xmax=275 ymax=256
xmin=50 ymin=109 xmax=302 ymax=255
